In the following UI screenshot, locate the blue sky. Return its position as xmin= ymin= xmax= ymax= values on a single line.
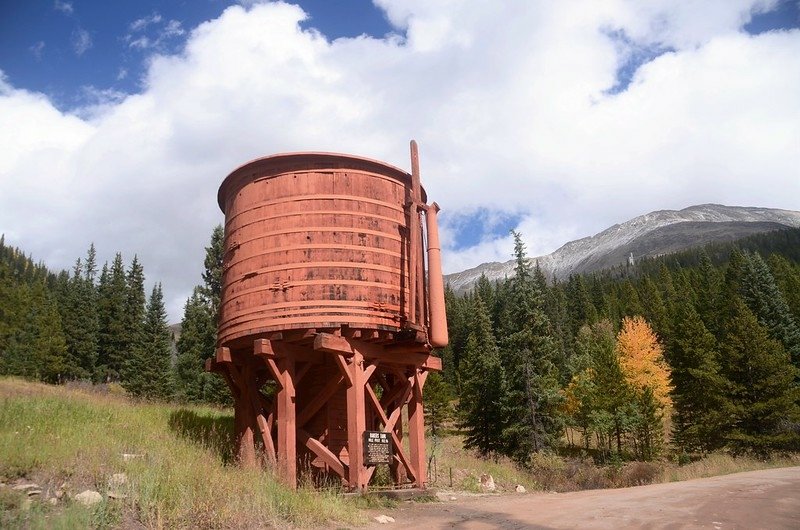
xmin=1 ymin=1 xmax=799 ymax=320
xmin=0 ymin=1 xmax=395 ymax=109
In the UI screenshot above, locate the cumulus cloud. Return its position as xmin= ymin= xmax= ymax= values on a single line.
xmin=1 ymin=0 xmax=799 ymax=321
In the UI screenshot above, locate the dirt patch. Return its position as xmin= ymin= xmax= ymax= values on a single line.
xmin=361 ymin=466 xmax=800 ymax=529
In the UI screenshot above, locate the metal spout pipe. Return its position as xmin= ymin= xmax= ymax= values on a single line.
xmin=425 ymin=202 xmax=448 ymax=348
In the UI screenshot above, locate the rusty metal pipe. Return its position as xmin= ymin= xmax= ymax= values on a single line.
xmin=408 ymin=140 xmax=422 ymax=326
xmin=425 ymin=202 xmax=448 ymax=348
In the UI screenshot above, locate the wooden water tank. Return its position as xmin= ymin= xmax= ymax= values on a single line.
xmin=217 ymin=153 xmax=427 ymax=349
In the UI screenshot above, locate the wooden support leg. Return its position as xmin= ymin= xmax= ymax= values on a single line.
xmin=408 ymin=369 xmax=427 ymax=488
xmin=276 ymin=357 xmax=297 ymax=488
xmin=391 ymin=403 xmax=406 ymax=485
xmin=346 ymin=350 xmax=367 ymax=491
xmin=241 ymin=365 xmax=259 ymax=468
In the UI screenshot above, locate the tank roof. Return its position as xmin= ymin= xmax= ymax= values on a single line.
xmin=218 ymin=152 xmax=424 ymax=214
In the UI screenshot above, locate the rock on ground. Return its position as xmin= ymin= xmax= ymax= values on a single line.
xmin=74 ymin=490 xmax=103 ymax=507
xmin=479 ymin=474 xmax=496 ymax=492
xmin=374 ymin=514 xmax=396 ymax=524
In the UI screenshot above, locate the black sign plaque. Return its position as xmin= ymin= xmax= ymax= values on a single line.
xmin=363 ymin=431 xmax=393 ymax=465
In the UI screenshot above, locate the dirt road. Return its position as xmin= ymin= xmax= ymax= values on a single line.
xmin=365 ymin=467 xmax=800 ymax=529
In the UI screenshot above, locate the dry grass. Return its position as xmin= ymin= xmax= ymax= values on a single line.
xmin=0 ymin=377 xmax=362 ymax=529
xmin=662 ymin=452 xmax=800 ymax=483
xmin=428 ymin=430 xmax=798 ymax=494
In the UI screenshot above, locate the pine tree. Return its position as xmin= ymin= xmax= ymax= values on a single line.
xmin=768 ymin=254 xmax=800 ymax=323
xmin=695 ymin=251 xmax=722 ymax=336
xmin=666 ymin=295 xmax=731 ymax=454
xmin=719 ymin=298 xmax=800 ymax=453
xmin=629 ymin=386 xmax=664 ymax=461
xmin=123 ymin=284 xmax=174 ymax=399
xmin=441 ymin=283 xmax=467 ymax=390
xmin=97 ymin=253 xmax=129 ymax=381
xmin=201 ymin=224 xmax=224 ymax=318
xmin=424 ymin=371 xmax=454 ymax=437
xmin=120 ymin=256 xmax=146 ymax=385
xmin=638 ymin=275 xmax=668 ymax=338
xmin=458 ymin=294 xmax=506 ymax=457
xmin=617 ymin=280 xmax=644 ymax=319
xmin=173 ymin=226 xmax=230 ymax=405
xmin=565 ymin=274 xmax=597 ymax=336
xmin=739 ymin=252 xmax=800 ymax=369
xmin=175 ymin=287 xmax=217 ymax=402
xmin=500 ymin=232 xmax=563 ymax=463
xmin=58 ymin=250 xmax=99 ymax=379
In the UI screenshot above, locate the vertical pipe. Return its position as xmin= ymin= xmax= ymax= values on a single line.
xmin=408 ymin=140 xmax=422 ymax=326
xmin=425 ymin=202 xmax=449 ymax=348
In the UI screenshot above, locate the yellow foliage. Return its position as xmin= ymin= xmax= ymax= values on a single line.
xmin=615 ymin=316 xmax=673 ymax=410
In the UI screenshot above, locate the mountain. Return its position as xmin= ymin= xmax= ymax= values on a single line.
xmin=445 ymin=204 xmax=800 ymax=292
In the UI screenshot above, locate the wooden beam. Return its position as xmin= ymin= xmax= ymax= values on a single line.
xmin=263 ymin=357 xmax=283 ymax=387
xmin=254 ymin=339 xmax=279 ymax=357
xmin=298 ymin=429 xmax=347 ymax=480
xmin=313 ymin=333 xmax=354 ymax=355
xmin=334 ymin=354 xmax=354 ymax=387
xmin=297 ymin=374 xmax=345 ymax=427
xmin=408 ymin=369 xmax=426 ymax=488
xmin=363 ymin=361 xmax=378 ymax=382
xmin=234 ymin=364 xmax=257 ymax=468
xmin=380 ymin=378 xmax=412 ymax=409
xmin=295 ymin=361 xmax=313 ymax=384
xmin=216 ymin=346 xmax=232 ymax=363
xmin=276 ymin=357 xmax=297 ymax=488
xmin=342 ymin=327 xmax=360 ymax=339
xmin=365 ymin=383 xmax=390 ymax=427
xmin=390 ymin=431 xmax=417 ymax=483
xmin=255 ymin=412 xmax=277 ymax=465
xmin=346 ymin=350 xmax=367 ymax=490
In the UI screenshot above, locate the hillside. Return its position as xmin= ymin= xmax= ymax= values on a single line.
xmin=445 ymin=204 xmax=800 ymax=292
xmin=0 ymin=378 xmax=362 ymax=528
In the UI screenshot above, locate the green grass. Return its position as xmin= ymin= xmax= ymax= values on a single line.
xmin=0 ymin=377 xmax=363 ymax=529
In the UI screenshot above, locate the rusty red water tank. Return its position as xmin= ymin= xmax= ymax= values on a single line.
xmin=216 ymin=152 xmax=428 ymax=349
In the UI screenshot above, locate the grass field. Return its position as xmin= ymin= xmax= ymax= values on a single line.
xmin=0 ymin=377 xmax=363 ymax=529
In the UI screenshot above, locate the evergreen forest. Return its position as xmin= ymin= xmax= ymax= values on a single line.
xmin=0 ymin=228 xmax=229 ymax=404
xmin=438 ymin=228 xmax=800 ymax=462
xmin=2 ymin=226 xmax=799 ymax=463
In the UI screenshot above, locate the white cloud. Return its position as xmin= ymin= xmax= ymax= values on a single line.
xmin=130 ymin=13 xmax=163 ymax=32
xmin=71 ymin=28 xmax=92 ymax=55
xmin=1 ymin=1 xmax=799 ymax=320
xmin=54 ymin=1 xmax=73 ymax=15
xmin=125 ymin=13 xmax=185 ymax=51
xmin=29 ymin=41 xmax=45 ymax=60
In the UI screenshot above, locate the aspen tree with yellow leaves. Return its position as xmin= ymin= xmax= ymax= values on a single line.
xmin=615 ymin=316 xmax=672 ymax=459
xmin=616 ymin=316 xmax=672 ymax=409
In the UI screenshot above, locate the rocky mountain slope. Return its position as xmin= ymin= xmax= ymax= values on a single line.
xmin=445 ymin=204 xmax=800 ymax=292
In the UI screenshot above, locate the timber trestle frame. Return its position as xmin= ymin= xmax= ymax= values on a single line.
xmin=206 ymin=327 xmax=441 ymax=491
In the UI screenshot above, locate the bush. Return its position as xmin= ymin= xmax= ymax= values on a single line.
xmin=618 ymin=461 xmax=662 ymax=487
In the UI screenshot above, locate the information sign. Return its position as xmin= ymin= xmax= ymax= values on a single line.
xmin=363 ymin=431 xmax=393 ymax=465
